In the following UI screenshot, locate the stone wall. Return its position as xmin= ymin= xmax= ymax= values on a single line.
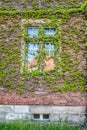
xmin=0 ymin=105 xmax=86 ymax=125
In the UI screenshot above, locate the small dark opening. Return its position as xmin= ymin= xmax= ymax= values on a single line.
xmin=33 ymin=114 xmax=40 ymax=119
xmin=43 ymin=114 xmax=49 ymax=119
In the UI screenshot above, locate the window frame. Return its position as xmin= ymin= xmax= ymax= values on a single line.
xmin=21 ymin=19 xmax=62 ymax=73
xmin=27 ymin=27 xmax=39 ymax=38
xmin=25 ymin=42 xmax=56 ymax=72
xmin=33 ymin=113 xmax=50 ymax=121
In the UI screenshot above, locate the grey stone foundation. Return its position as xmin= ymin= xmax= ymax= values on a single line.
xmin=0 ymin=105 xmax=86 ymax=125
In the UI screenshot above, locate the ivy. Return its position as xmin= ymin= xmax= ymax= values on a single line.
xmin=0 ymin=1 xmax=86 ymax=94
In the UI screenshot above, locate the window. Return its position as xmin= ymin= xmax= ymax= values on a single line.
xmin=33 ymin=114 xmax=50 ymax=121
xmin=25 ymin=27 xmax=56 ymax=72
xmin=44 ymin=28 xmax=56 ymax=37
xmin=33 ymin=114 xmax=40 ymax=119
xmin=44 ymin=43 xmax=55 ymax=57
xmin=26 ymin=43 xmax=39 ymax=72
xmin=44 ymin=43 xmax=55 ymax=71
xmin=43 ymin=114 xmax=49 ymax=119
xmin=28 ymin=27 xmax=39 ymax=38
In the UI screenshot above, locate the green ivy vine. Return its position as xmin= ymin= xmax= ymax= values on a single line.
xmin=0 ymin=1 xmax=87 ymax=94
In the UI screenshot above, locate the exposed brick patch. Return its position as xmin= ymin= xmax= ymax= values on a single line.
xmin=0 ymin=92 xmax=86 ymax=106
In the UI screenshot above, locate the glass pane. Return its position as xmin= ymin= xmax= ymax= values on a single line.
xmin=27 ymin=43 xmax=39 ymax=62
xmin=43 ymin=114 xmax=49 ymax=119
xmin=45 ymin=29 xmax=49 ymax=36
xmin=44 ymin=43 xmax=55 ymax=57
xmin=34 ymin=114 xmax=40 ymax=119
xmin=44 ymin=58 xmax=55 ymax=71
xmin=49 ymin=43 xmax=54 ymax=50
xmin=28 ymin=28 xmax=39 ymax=38
xmin=44 ymin=28 xmax=55 ymax=36
xmin=28 ymin=28 xmax=33 ymax=38
xmin=49 ymin=51 xmax=54 ymax=57
xmin=28 ymin=43 xmax=39 ymax=51
xmin=50 ymin=28 xmax=56 ymax=35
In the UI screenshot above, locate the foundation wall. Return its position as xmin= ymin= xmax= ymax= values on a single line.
xmin=0 ymin=105 xmax=86 ymax=125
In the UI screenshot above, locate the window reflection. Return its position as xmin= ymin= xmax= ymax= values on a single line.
xmin=44 ymin=28 xmax=56 ymax=37
xmin=28 ymin=28 xmax=39 ymax=38
xmin=27 ymin=43 xmax=39 ymax=71
xmin=44 ymin=43 xmax=55 ymax=57
xmin=44 ymin=43 xmax=55 ymax=71
xmin=27 ymin=43 xmax=39 ymax=62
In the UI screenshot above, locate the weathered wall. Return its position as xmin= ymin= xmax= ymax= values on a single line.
xmin=0 ymin=0 xmax=87 ymax=124
xmin=0 ymin=0 xmax=84 ymax=10
xmin=0 ymin=105 xmax=86 ymax=125
xmin=0 ymin=14 xmax=86 ymax=96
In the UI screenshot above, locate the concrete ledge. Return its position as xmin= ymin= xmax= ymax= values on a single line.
xmin=30 ymin=105 xmax=52 ymax=114
xmin=52 ymin=106 xmax=86 ymax=114
xmin=14 ymin=106 xmax=29 ymax=114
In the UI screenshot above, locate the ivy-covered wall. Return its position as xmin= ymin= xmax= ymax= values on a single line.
xmin=0 ymin=1 xmax=87 ymax=95
xmin=0 ymin=0 xmax=84 ymax=10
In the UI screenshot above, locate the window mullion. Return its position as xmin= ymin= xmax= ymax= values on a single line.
xmin=39 ymin=42 xmax=44 ymax=72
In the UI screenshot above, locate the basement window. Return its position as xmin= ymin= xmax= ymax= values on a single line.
xmin=43 ymin=114 xmax=49 ymax=119
xmin=33 ymin=114 xmax=40 ymax=119
xmin=33 ymin=114 xmax=50 ymax=121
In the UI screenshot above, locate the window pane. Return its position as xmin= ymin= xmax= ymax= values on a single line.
xmin=43 ymin=114 xmax=49 ymax=119
xmin=28 ymin=28 xmax=33 ymax=38
xmin=44 ymin=43 xmax=55 ymax=71
xmin=28 ymin=43 xmax=39 ymax=51
xmin=28 ymin=28 xmax=39 ymax=38
xmin=26 ymin=43 xmax=39 ymax=72
xmin=44 ymin=43 xmax=55 ymax=57
xmin=44 ymin=58 xmax=55 ymax=71
xmin=44 ymin=28 xmax=55 ymax=36
xmin=33 ymin=114 xmax=40 ymax=119
xmin=27 ymin=43 xmax=39 ymax=62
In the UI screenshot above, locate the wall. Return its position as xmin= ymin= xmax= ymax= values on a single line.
xmin=0 ymin=0 xmax=87 ymax=124
xmin=0 ymin=105 xmax=86 ymax=125
xmin=0 ymin=15 xmax=86 ymax=95
xmin=0 ymin=0 xmax=84 ymax=10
